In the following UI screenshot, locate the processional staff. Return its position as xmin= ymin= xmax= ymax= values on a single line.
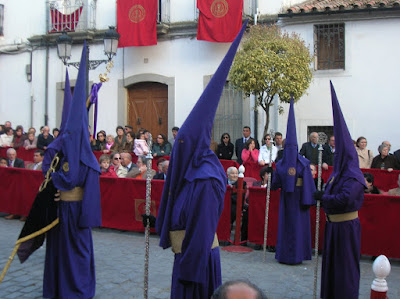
xmin=313 ymin=132 xmax=327 ymax=299
xmin=143 ymin=133 xmax=153 ymax=299
xmin=263 ymin=130 xmax=274 ymax=262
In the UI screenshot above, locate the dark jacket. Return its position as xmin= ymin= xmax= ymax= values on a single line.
xmin=153 ymin=172 xmax=166 ymax=180
xmin=7 ymin=158 xmax=25 ymax=168
xmin=217 ymin=142 xmax=234 ymax=160
xmin=37 ymin=134 xmax=54 ymax=150
xmin=299 ymin=142 xmax=319 ymax=164
xmin=322 ymin=144 xmax=335 ymax=166
xmin=371 ymin=155 xmax=400 ymax=170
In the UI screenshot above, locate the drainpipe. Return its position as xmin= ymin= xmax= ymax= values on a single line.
xmin=29 ymin=50 xmax=34 ymax=128
xmin=44 ymin=45 xmax=49 ymax=126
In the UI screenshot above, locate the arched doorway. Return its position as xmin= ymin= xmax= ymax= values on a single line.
xmin=127 ymin=82 xmax=168 ymax=138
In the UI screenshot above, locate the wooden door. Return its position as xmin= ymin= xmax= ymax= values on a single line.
xmin=128 ymin=82 xmax=168 ymax=139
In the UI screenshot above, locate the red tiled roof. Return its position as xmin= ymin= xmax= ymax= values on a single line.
xmin=284 ymin=0 xmax=400 ymax=15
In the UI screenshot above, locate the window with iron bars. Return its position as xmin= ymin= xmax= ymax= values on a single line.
xmin=212 ymin=82 xmax=243 ymax=155
xmin=0 ymin=4 xmax=4 ymax=36
xmin=314 ymin=24 xmax=345 ymax=70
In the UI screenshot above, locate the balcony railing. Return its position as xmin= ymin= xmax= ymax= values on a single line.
xmin=47 ymin=0 xmax=96 ymax=33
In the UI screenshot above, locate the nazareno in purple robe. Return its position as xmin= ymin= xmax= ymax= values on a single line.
xmin=156 ymin=21 xmax=247 ymax=299
xmin=169 ymin=178 xmax=225 ymax=298
xmin=320 ymin=177 xmax=364 ymax=299
xmin=272 ymin=157 xmax=316 ymax=264
xmin=43 ymin=42 xmax=101 ymax=299
xmin=319 ymin=82 xmax=366 ymax=299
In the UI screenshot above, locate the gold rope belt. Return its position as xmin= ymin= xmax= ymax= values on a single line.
xmin=60 ymin=187 xmax=84 ymax=202
xmin=169 ymin=230 xmax=219 ymax=254
xmin=326 ymin=211 xmax=358 ymax=223
xmin=296 ymin=178 xmax=303 ymax=186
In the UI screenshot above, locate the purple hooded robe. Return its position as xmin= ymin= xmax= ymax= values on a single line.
xmin=155 ymin=21 xmax=247 ymax=298
xmin=272 ymin=97 xmax=316 ymax=264
xmin=320 ymin=82 xmax=366 ymax=299
xmin=42 ymin=43 xmax=101 ymax=299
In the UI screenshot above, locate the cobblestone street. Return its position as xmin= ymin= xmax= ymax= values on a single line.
xmin=0 ymin=215 xmax=399 ymax=298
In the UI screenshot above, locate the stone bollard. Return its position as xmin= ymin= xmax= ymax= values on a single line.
xmin=371 ymin=255 xmax=391 ymax=299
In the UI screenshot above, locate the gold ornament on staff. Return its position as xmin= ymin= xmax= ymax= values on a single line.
xmin=99 ymin=60 xmax=114 ymax=83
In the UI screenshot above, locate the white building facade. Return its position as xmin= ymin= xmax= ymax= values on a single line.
xmin=1 ymin=0 xmax=398 ymax=154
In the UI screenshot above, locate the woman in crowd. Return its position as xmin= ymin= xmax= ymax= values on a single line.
xmin=241 ymin=138 xmax=259 ymax=178
xmin=258 ymin=133 xmax=277 ymax=166
xmin=363 ymin=173 xmax=381 ymax=194
xmin=0 ymin=127 xmax=14 ymax=147
xmin=109 ymin=151 xmax=126 ymax=177
xmin=23 ymin=132 xmax=38 ymax=150
xmin=114 ymin=126 xmax=126 ymax=151
xmin=11 ymin=126 xmax=27 ymax=149
xmin=121 ymin=131 xmax=135 ymax=152
xmin=152 ymin=133 xmax=171 ymax=157
xmin=53 ymin=128 xmax=60 ymax=139
xmin=217 ymin=133 xmax=234 ymax=160
xmin=103 ymin=134 xmax=116 ymax=154
xmin=134 ymin=131 xmax=150 ymax=156
xmin=253 ymin=166 xmax=270 ymax=188
xmin=91 ymin=131 xmax=107 ymax=151
xmin=371 ymin=144 xmax=400 ymax=171
xmin=356 ymin=136 xmax=374 ymax=168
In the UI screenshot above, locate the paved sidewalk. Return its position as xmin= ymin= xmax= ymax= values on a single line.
xmin=0 ymin=215 xmax=399 ymax=298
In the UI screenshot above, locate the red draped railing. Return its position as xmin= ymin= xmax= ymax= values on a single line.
xmin=1 ymin=167 xmax=400 ymax=258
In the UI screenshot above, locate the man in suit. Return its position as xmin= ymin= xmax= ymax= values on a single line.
xmin=235 ymin=126 xmax=259 ymax=165
xmin=5 ymin=148 xmax=25 ymax=219
xmin=119 ymin=152 xmax=137 ymax=177
xmin=6 ymin=148 xmax=25 ymax=168
xmin=153 ymin=160 xmax=169 ymax=180
xmin=322 ymin=135 xmax=335 ymax=170
xmin=37 ymin=126 xmax=54 ymax=150
xmin=299 ymin=132 xmax=319 ymax=164
xmin=26 ymin=150 xmax=44 ymax=171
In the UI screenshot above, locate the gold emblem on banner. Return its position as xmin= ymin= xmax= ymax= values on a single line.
xmin=62 ymin=162 xmax=69 ymax=172
xmin=211 ymin=0 xmax=229 ymax=18
xmin=134 ymin=199 xmax=157 ymax=221
xmin=129 ymin=5 xmax=146 ymax=23
xmin=288 ymin=167 xmax=296 ymax=176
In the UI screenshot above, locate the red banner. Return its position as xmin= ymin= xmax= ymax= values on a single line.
xmin=197 ymin=0 xmax=243 ymax=42
xmin=117 ymin=0 xmax=157 ymax=47
xmin=100 ymin=177 xmax=164 ymax=232
xmin=216 ymin=186 xmax=232 ymax=241
xmin=50 ymin=6 xmax=83 ymax=33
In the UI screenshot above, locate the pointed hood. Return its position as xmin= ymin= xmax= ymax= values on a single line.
xmin=278 ymin=95 xmax=299 ymax=192
xmin=52 ymin=41 xmax=100 ymax=190
xmin=60 ymin=70 xmax=72 ymax=133
xmin=326 ymin=81 xmax=365 ymax=189
xmin=156 ymin=20 xmax=248 ymax=249
xmin=42 ymin=69 xmax=72 ymax=174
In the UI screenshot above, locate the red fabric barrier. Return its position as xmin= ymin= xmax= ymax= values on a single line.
xmin=361 ymin=169 xmax=400 ymax=192
xmin=216 ymin=187 xmax=232 ymax=241
xmin=100 ymin=177 xmax=164 ymax=232
xmin=219 ymin=160 xmax=240 ymax=174
xmin=360 ymin=194 xmax=400 ymax=258
xmin=3 ymin=167 xmax=400 ymax=258
xmin=0 ymin=167 xmax=43 ymax=216
xmin=247 ymin=187 xmax=280 ymax=246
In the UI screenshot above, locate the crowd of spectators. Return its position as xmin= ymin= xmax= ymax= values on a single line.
xmin=2 ymin=120 xmax=400 ymax=181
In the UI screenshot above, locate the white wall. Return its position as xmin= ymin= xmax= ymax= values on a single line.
xmin=276 ymin=17 xmax=400 ymax=153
